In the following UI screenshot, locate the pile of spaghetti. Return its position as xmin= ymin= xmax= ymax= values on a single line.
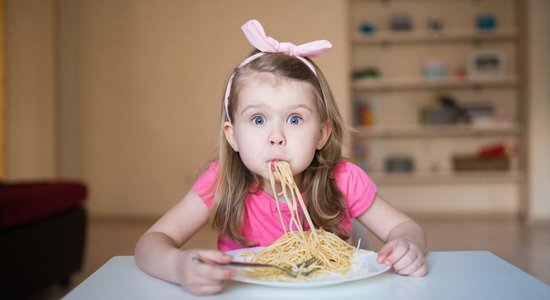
xmin=241 ymin=161 xmax=358 ymax=280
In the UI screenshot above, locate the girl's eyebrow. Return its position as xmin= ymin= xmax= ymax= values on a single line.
xmin=239 ymin=103 xmax=267 ymax=115
xmin=288 ymin=104 xmax=314 ymax=112
xmin=239 ymin=102 xmax=314 ymax=114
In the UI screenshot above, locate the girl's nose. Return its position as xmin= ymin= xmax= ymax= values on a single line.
xmin=269 ymin=128 xmax=286 ymax=146
xmin=270 ymin=136 xmax=285 ymax=146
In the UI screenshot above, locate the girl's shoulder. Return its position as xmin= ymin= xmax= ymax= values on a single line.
xmin=195 ymin=160 xmax=219 ymax=182
xmin=333 ymin=160 xmax=367 ymax=178
xmin=333 ymin=160 xmax=376 ymax=194
xmin=192 ymin=161 xmax=219 ymax=199
xmin=333 ymin=160 xmax=377 ymax=217
xmin=203 ymin=160 xmax=219 ymax=173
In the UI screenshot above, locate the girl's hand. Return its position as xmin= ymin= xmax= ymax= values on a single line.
xmin=377 ymin=238 xmax=428 ymax=277
xmin=175 ymin=249 xmax=236 ymax=295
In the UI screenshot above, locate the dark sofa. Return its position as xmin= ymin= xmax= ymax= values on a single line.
xmin=0 ymin=181 xmax=87 ymax=299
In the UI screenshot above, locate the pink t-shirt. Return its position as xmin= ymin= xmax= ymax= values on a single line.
xmin=192 ymin=160 xmax=377 ymax=251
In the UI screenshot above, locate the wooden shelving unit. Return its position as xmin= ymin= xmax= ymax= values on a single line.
xmin=349 ymin=0 xmax=525 ymax=214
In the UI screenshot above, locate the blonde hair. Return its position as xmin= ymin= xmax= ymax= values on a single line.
xmin=210 ymin=53 xmax=349 ymax=246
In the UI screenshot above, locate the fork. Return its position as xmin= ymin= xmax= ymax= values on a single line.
xmin=193 ymin=255 xmax=320 ymax=278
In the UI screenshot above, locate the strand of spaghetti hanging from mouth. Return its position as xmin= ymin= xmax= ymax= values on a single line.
xmin=267 ymin=161 xmax=318 ymax=239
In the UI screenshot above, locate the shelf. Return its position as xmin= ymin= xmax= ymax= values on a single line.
xmin=352 ymin=29 xmax=518 ymax=45
xmin=355 ymin=125 xmax=520 ymax=139
xmin=354 ymin=0 xmax=492 ymax=2
xmin=352 ymin=76 xmax=518 ymax=91
xmin=349 ymin=0 xmax=524 ymax=214
xmin=369 ymin=170 xmax=523 ymax=185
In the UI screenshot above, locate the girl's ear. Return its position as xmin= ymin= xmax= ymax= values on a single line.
xmin=316 ymin=122 xmax=332 ymax=150
xmin=224 ymin=121 xmax=239 ymax=152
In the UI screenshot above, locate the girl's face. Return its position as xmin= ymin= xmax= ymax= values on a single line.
xmin=224 ymin=73 xmax=331 ymax=184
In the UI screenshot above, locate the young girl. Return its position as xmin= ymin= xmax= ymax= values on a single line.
xmin=135 ymin=20 xmax=427 ymax=296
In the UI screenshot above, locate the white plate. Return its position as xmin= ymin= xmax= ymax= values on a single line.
xmin=226 ymin=247 xmax=390 ymax=288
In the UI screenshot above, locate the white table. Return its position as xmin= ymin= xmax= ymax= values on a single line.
xmin=63 ymin=251 xmax=550 ymax=300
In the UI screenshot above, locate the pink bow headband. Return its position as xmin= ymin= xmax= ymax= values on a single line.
xmin=224 ymin=19 xmax=333 ymax=122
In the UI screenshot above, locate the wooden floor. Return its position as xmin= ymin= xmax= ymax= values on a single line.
xmin=38 ymin=216 xmax=550 ymax=299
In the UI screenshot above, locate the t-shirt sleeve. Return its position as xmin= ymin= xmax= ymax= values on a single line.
xmin=334 ymin=161 xmax=377 ymax=218
xmin=191 ymin=162 xmax=218 ymax=208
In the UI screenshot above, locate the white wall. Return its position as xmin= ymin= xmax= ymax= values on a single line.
xmin=527 ymin=0 xmax=550 ymax=222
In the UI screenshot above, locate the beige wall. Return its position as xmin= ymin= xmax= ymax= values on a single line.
xmin=0 ymin=0 xmax=5 ymax=177
xmin=55 ymin=0 xmax=349 ymax=217
xmin=5 ymin=0 xmax=549 ymax=220
xmin=5 ymin=0 xmax=57 ymax=179
xmin=527 ymin=0 xmax=550 ymax=222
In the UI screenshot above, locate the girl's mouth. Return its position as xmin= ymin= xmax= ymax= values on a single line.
xmin=268 ymin=159 xmax=286 ymax=171
xmin=269 ymin=160 xmax=278 ymax=170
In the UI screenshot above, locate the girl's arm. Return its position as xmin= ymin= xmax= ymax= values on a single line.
xmin=134 ymin=190 xmax=235 ymax=295
xmin=356 ymin=193 xmax=428 ymax=277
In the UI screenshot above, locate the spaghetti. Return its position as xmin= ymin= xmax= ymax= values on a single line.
xmin=241 ymin=161 xmax=357 ymax=280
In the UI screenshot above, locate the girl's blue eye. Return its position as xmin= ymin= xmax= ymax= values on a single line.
xmin=288 ymin=115 xmax=302 ymax=125
xmin=252 ymin=116 xmax=265 ymax=125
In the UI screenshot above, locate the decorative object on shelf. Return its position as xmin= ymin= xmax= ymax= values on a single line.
xmin=462 ymin=103 xmax=495 ymax=125
xmin=419 ymin=94 xmax=469 ymax=125
xmin=426 ymin=17 xmax=445 ymax=33
xmin=479 ymin=143 xmax=510 ymax=157
xmin=423 ymin=59 xmax=446 ymax=80
xmin=468 ymin=50 xmax=506 ymax=78
xmin=354 ymin=98 xmax=380 ymax=127
xmin=359 ymin=21 xmax=377 ymax=35
xmin=419 ymin=94 xmax=506 ymax=128
xmin=389 ymin=14 xmax=413 ymax=32
xmin=352 ymin=143 xmax=370 ymax=172
xmin=454 ymin=65 xmax=467 ymax=80
xmin=352 ymin=66 xmax=381 ymax=80
xmin=420 ymin=107 xmax=459 ymax=125
xmin=476 ymin=13 xmax=497 ymax=32
xmin=385 ymin=155 xmax=414 ymax=173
